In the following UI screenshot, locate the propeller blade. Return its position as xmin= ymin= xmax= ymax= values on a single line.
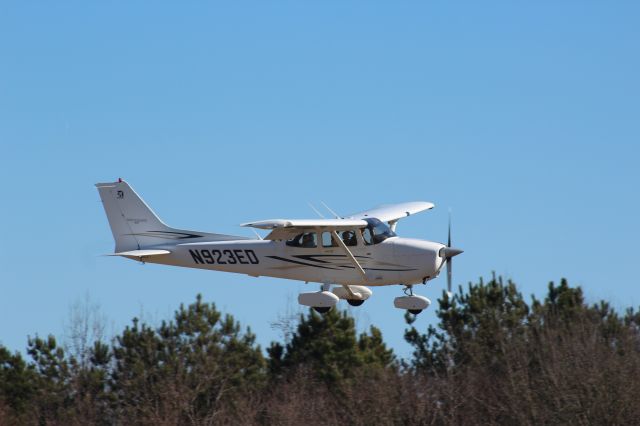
xmin=447 ymin=257 xmax=452 ymax=296
xmin=447 ymin=210 xmax=451 ymax=248
xmin=446 ymin=210 xmax=454 ymax=299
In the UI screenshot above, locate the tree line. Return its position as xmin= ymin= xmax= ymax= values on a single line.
xmin=1 ymin=276 xmax=639 ymax=425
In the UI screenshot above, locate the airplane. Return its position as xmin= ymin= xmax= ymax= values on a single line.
xmin=96 ymin=179 xmax=463 ymax=315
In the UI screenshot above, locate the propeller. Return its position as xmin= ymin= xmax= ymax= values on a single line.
xmin=439 ymin=211 xmax=463 ymax=299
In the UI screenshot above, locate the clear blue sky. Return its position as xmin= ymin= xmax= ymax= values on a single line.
xmin=1 ymin=1 xmax=638 ymax=359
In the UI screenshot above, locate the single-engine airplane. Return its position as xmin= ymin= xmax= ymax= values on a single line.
xmin=96 ymin=179 xmax=463 ymax=314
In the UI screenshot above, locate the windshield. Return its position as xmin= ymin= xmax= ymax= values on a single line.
xmin=364 ymin=218 xmax=397 ymax=244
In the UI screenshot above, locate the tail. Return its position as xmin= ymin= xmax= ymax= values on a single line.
xmin=95 ymin=179 xmax=248 ymax=253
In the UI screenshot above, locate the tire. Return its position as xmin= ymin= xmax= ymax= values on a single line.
xmin=408 ymin=309 xmax=422 ymax=315
xmin=347 ymin=299 xmax=365 ymax=307
xmin=313 ymin=306 xmax=331 ymax=314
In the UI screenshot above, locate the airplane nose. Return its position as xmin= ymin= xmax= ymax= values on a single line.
xmin=391 ymin=238 xmax=443 ymax=279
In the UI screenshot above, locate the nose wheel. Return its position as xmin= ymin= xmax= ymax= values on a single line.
xmin=394 ymin=285 xmax=431 ymax=315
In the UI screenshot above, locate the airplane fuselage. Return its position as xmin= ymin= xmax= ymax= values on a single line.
xmin=138 ymin=236 xmax=446 ymax=286
xmin=96 ymin=179 xmax=462 ymax=314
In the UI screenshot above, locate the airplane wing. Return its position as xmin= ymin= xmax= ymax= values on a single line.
xmin=241 ymin=219 xmax=367 ymax=229
xmin=347 ymin=201 xmax=435 ymax=223
xmin=241 ymin=218 xmax=368 ymax=240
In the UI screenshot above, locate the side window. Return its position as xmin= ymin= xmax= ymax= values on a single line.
xmin=287 ymin=232 xmax=317 ymax=248
xmin=361 ymin=228 xmax=373 ymax=246
xmin=300 ymin=232 xmax=317 ymax=248
xmin=322 ymin=232 xmax=336 ymax=247
xmin=341 ymin=230 xmax=357 ymax=247
xmin=286 ymin=233 xmax=304 ymax=247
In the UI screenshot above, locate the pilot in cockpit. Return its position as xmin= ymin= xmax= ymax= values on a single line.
xmin=301 ymin=233 xmax=315 ymax=248
xmin=342 ymin=230 xmax=357 ymax=246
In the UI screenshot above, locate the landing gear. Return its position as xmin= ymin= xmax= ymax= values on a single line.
xmin=299 ymin=284 xmax=372 ymax=312
xmin=394 ymin=285 xmax=431 ymax=315
xmin=330 ymin=285 xmax=372 ymax=307
xmin=299 ymin=285 xmax=339 ymax=314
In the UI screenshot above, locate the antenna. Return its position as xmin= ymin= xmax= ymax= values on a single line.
xmin=308 ymin=202 xmax=326 ymax=219
xmin=320 ymin=201 xmax=341 ymax=219
xmin=250 ymin=229 xmax=263 ymax=240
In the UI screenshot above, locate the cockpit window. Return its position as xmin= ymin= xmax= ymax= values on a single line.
xmin=361 ymin=227 xmax=373 ymax=245
xmin=363 ymin=218 xmax=397 ymax=244
xmin=286 ymin=232 xmax=317 ymax=248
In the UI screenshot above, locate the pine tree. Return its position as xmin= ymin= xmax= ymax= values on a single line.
xmin=111 ymin=294 xmax=265 ymax=423
xmin=268 ymin=308 xmax=394 ymax=385
xmin=0 ymin=345 xmax=37 ymax=417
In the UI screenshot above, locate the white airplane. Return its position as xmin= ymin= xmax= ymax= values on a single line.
xmin=96 ymin=179 xmax=463 ymax=314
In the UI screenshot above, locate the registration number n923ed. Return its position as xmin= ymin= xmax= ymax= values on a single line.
xmin=189 ymin=249 xmax=259 ymax=265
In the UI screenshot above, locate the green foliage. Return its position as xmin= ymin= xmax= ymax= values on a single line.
xmin=406 ymin=275 xmax=530 ymax=372
xmin=26 ymin=335 xmax=75 ymax=422
xmin=111 ymin=294 xmax=265 ymax=423
xmin=1 ymin=294 xmax=266 ymax=424
xmin=268 ymin=308 xmax=394 ymax=384
xmin=1 ymin=279 xmax=639 ymax=424
xmin=404 ymin=275 xmax=640 ymax=424
xmin=0 ymin=346 xmax=37 ymax=415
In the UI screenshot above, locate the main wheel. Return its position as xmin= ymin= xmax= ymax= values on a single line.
xmin=408 ymin=309 xmax=423 ymax=315
xmin=347 ymin=299 xmax=365 ymax=307
xmin=313 ymin=306 xmax=331 ymax=314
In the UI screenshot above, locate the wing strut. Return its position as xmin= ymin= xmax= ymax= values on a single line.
xmin=331 ymin=231 xmax=367 ymax=280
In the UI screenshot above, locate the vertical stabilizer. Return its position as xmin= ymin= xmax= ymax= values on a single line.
xmin=96 ymin=179 xmax=251 ymax=253
xmin=95 ymin=179 xmax=171 ymax=252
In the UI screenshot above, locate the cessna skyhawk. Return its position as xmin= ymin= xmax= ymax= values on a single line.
xmin=96 ymin=179 xmax=463 ymax=314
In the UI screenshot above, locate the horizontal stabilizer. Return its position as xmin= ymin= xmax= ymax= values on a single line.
xmin=107 ymin=249 xmax=171 ymax=259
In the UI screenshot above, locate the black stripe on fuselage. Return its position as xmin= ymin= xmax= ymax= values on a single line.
xmin=292 ymin=254 xmax=416 ymax=271
xmin=338 ymin=265 xmax=418 ymax=272
xmin=268 ymin=255 xmax=417 ymax=272
xmin=292 ymin=254 xmax=370 ymax=264
xmin=266 ymin=256 xmax=341 ymax=270
xmin=128 ymin=231 xmax=203 ymax=239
